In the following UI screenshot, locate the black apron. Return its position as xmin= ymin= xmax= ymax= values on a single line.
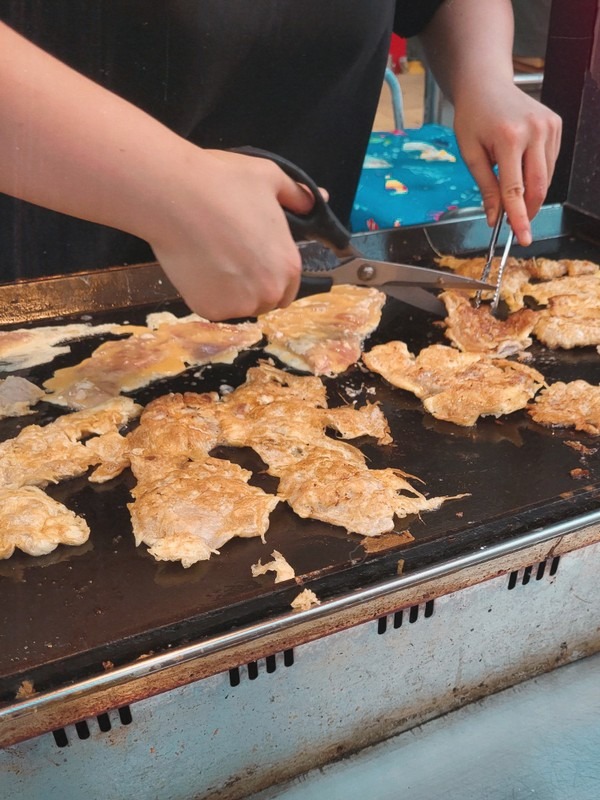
xmin=0 ymin=1 xmax=443 ymax=279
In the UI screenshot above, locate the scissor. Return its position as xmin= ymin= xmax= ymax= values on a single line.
xmin=233 ymin=146 xmax=495 ymax=315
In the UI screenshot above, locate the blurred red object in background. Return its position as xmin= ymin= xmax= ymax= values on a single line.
xmin=389 ymin=33 xmax=407 ymax=73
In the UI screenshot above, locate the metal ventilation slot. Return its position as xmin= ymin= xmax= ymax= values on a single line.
xmin=377 ymin=600 xmax=435 ymax=634
xmin=52 ymin=728 xmax=69 ymax=748
xmin=51 ymin=705 xmax=133 ymax=748
xmin=118 ymin=705 xmax=133 ymax=725
xmin=549 ymin=555 xmax=561 ymax=575
xmin=228 ymin=649 xmax=295 ymax=686
xmin=75 ymin=720 xmax=90 ymax=740
xmin=507 ymin=556 xmax=561 ymax=590
xmin=96 ymin=712 xmax=112 ymax=733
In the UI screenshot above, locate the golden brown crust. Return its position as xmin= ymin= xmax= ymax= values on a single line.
xmin=259 ymin=284 xmax=386 ymax=376
xmin=528 ymin=380 xmax=600 ymax=435
xmin=364 ymin=341 xmax=545 ymax=427
xmin=521 ymin=274 xmax=600 ymax=307
xmin=437 ymin=255 xmax=600 ymax=314
xmin=129 ymin=458 xmax=279 ymax=568
xmin=533 ymin=294 xmax=600 ymax=349
xmin=43 ymin=316 xmax=262 ymax=409
xmin=436 ymin=255 xmax=532 ymax=311
xmin=0 ymin=486 xmax=90 ymax=559
xmin=0 ymin=397 xmax=141 ymax=489
xmin=440 ymin=291 xmax=537 ymax=357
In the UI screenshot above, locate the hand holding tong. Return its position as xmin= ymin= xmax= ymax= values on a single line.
xmin=232 ymin=146 xmax=495 ymax=315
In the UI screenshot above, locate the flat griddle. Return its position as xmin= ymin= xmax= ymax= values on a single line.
xmin=2 ymin=204 xmax=600 ymax=702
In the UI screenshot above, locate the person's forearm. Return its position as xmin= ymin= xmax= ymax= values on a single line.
xmin=420 ymin=0 xmax=515 ymax=105
xmin=0 ymin=23 xmax=315 ymax=320
xmin=0 ymin=22 xmax=192 ymax=242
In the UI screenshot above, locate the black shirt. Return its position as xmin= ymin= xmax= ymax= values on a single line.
xmin=0 ymin=1 xmax=444 ymax=279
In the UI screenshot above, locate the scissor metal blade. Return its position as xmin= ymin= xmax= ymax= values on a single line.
xmin=320 ymin=258 xmax=495 ymax=291
xmin=381 ymin=285 xmax=446 ymax=315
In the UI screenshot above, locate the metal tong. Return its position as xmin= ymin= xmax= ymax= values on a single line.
xmin=475 ymin=207 xmax=515 ymax=315
xmin=232 ymin=146 xmax=495 ymax=316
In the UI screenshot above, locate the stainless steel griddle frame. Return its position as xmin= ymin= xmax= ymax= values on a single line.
xmin=2 ymin=513 xmax=600 ymax=799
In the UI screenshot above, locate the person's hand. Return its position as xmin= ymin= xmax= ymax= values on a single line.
xmin=145 ymin=148 xmax=316 ymax=320
xmin=453 ymin=83 xmax=562 ymax=246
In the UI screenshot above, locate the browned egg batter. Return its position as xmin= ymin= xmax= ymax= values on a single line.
xmin=259 ymin=284 xmax=386 ymax=376
xmin=43 ymin=314 xmax=263 ymax=409
xmin=129 ymin=458 xmax=280 ymax=569
xmin=436 ymin=255 xmax=533 ymax=312
xmin=0 ymin=376 xmax=45 ymax=419
xmin=96 ymin=388 xmax=277 ymax=567
xmin=218 ymin=363 xmax=458 ymax=537
xmin=533 ymin=294 xmax=600 ymax=349
xmin=0 ymin=398 xmax=141 ymax=559
xmin=529 ymin=380 xmax=600 ymax=435
xmin=0 ymin=397 xmax=141 ymax=490
xmin=251 ymin=550 xmax=296 ymax=583
xmin=438 ymin=255 xmax=600 ymax=313
xmin=0 ymin=321 xmax=144 ymax=372
xmin=440 ymin=291 xmax=537 ymax=357
xmin=440 ymin=256 xmax=600 ymax=351
xmin=363 ymin=341 xmax=545 ymax=427
xmin=276 ymin=452 xmax=452 ymax=536
xmin=103 ymin=362 xmax=458 ymax=563
xmin=0 ymin=486 xmax=90 ymax=559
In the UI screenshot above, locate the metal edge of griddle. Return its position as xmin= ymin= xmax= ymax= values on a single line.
xmin=0 ymin=262 xmax=181 ymax=325
xmin=2 ymin=507 xmax=600 ymax=738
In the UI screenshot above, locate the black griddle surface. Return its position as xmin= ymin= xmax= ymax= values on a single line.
xmin=2 ymin=208 xmax=600 ymax=700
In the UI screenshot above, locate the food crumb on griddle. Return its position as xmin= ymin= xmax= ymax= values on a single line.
xmin=360 ymin=530 xmax=414 ymax=553
xmin=565 ymin=440 xmax=598 ymax=456
xmin=251 ymin=550 xmax=295 ymax=583
xmin=291 ymin=588 xmax=320 ymax=611
xmin=570 ymin=468 xmax=590 ymax=480
xmin=15 ymin=679 xmax=35 ymax=699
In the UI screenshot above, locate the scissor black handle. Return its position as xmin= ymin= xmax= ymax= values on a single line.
xmin=230 ymin=146 xmax=352 ymax=252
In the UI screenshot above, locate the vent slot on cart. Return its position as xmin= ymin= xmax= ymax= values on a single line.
xmin=228 ymin=648 xmax=295 ymax=687
xmin=377 ymin=600 xmax=435 ymax=635
xmin=507 ymin=556 xmax=561 ymax=590
xmin=51 ymin=705 xmax=133 ymax=748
